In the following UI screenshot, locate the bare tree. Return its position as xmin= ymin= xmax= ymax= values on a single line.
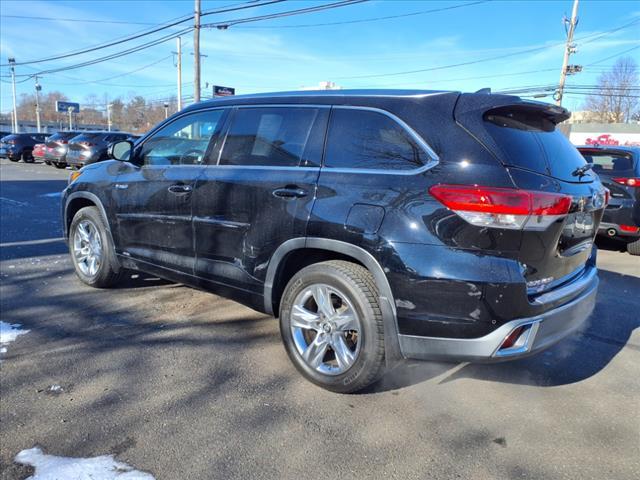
xmin=584 ymin=57 xmax=639 ymax=123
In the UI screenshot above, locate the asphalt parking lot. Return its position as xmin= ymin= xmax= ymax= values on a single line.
xmin=0 ymin=157 xmax=638 ymax=480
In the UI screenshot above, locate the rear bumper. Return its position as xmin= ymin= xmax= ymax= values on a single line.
xmin=398 ymin=270 xmax=598 ymax=362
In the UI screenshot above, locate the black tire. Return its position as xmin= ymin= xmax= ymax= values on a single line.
xmin=44 ymin=160 xmax=51 ymax=165
xmin=8 ymin=156 xmax=19 ymax=162
xmin=54 ymin=162 xmax=67 ymax=169
xmin=69 ymin=206 xmax=123 ymax=288
xmin=22 ymin=152 xmax=34 ymax=163
xmin=627 ymin=238 xmax=640 ymax=256
xmin=279 ymin=260 xmax=385 ymax=393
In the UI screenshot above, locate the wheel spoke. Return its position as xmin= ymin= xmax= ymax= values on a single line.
xmin=332 ymin=334 xmax=355 ymax=370
xmin=303 ymin=334 xmax=329 ymax=369
xmin=312 ymin=285 xmax=335 ymax=318
xmin=290 ymin=304 xmax=320 ymax=330
xmin=332 ymin=306 xmax=358 ymax=332
xmin=77 ymin=223 xmax=90 ymax=242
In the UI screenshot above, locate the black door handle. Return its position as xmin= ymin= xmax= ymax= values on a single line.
xmin=272 ymin=187 xmax=307 ymax=198
xmin=168 ymin=184 xmax=193 ymax=195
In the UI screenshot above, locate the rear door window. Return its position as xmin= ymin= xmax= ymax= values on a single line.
xmin=219 ymin=107 xmax=327 ymax=167
xmin=324 ymin=108 xmax=426 ymax=170
xmin=484 ymin=107 xmax=591 ymax=182
xmin=579 ymin=150 xmax=636 ymax=176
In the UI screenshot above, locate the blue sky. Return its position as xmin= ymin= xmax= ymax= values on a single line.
xmin=1 ymin=0 xmax=639 ymax=114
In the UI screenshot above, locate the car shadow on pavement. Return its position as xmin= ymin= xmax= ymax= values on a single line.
xmin=367 ymin=268 xmax=639 ymax=392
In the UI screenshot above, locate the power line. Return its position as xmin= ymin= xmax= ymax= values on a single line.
xmin=201 ymin=0 xmax=369 ymax=29
xmin=234 ymin=0 xmax=490 ymax=29
xmin=334 ymin=18 xmax=640 ymax=80
xmin=0 ymin=1 xmax=284 ymax=67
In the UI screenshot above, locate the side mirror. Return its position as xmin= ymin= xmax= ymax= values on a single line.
xmin=108 ymin=140 xmax=133 ymax=161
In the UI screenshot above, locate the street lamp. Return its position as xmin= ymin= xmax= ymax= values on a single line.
xmin=164 ymin=102 xmax=169 ymax=119
xmin=35 ymin=77 xmax=42 ymax=133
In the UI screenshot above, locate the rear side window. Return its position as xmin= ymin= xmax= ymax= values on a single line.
xmin=220 ymin=107 xmax=326 ymax=167
xmin=579 ymin=150 xmax=636 ymax=176
xmin=324 ymin=108 xmax=426 ymax=170
xmin=484 ymin=106 xmax=589 ymax=182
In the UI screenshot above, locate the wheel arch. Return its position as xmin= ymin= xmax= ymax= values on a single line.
xmin=265 ymin=238 xmax=403 ymax=364
xmin=64 ymin=192 xmax=113 ymax=245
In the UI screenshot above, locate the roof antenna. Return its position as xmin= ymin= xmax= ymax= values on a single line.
xmin=475 ymin=88 xmax=492 ymax=94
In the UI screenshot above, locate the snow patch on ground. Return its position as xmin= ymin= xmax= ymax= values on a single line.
xmin=0 ymin=321 xmax=30 ymax=356
xmin=14 ymin=447 xmax=155 ymax=480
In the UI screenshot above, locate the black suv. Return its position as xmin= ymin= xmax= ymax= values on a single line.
xmin=62 ymin=90 xmax=606 ymax=392
xmin=578 ymin=145 xmax=640 ymax=255
xmin=66 ymin=131 xmax=132 ymax=168
xmin=0 ymin=133 xmax=49 ymax=162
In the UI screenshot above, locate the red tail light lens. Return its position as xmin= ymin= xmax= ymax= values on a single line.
xmin=613 ymin=177 xmax=640 ymax=187
xmin=429 ymin=184 xmax=572 ymax=230
xmin=59 ymin=140 xmax=68 ymax=144
xmin=620 ymin=224 xmax=640 ymax=233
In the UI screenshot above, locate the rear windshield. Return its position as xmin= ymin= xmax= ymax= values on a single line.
xmin=578 ymin=149 xmax=636 ymax=176
xmin=484 ymin=106 xmax=591 ymax=182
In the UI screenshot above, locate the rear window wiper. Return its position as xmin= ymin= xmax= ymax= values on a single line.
xmin=572 ymin=163 xmax=593 ymax=178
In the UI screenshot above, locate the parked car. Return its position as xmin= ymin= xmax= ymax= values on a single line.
xmin=66 ymin=131 xmax=132 ymax=168
xmin=578 ymin=145 xmax=640 ymax=255
xmin=32 ymin=142 xmax=47 ymax=162
xmin=44 ymin=131 xmax=82 ymax=168
xmin=0 ymin=133 xmax=49 ymax=162
xmin=0 ymin=131 xmax=12 ymax=140
xmin=62 ymin=90 xmax=606 ymax=393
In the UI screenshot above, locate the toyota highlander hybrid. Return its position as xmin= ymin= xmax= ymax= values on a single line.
xmin=62 ymin=90 xmax=607 ymax=392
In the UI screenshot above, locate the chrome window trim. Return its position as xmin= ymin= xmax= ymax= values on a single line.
xmin=326 ymin=105 xmax=439 ymax=175
xmin=211 ymin=103 xmax=439 ymax=175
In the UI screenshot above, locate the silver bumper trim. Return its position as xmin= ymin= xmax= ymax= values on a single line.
xmin=398 ymin=273 xmax=598 ymax=362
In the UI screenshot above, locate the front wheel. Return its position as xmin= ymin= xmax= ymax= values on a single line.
xmin=279 ymin=260 xmax=385 ymax=393
xmin=69 ymin=206 xmax=123 ymax=288
xmin=54 ymin=162 xmax=67 ymax=169
xmin=22 ymin=152 xmax=34 ymax=163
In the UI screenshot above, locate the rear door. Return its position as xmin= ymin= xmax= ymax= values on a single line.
xmin=192 ymin=105 xmax=328 ymax=294
xmin=455 ymin=98 xmax=607 ymax=291
xmin=112 ymin=109 xmax=226 ymax=273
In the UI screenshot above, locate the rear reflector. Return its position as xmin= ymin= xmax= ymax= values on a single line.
xmin=620 ymin=224 xmax=640 ymax=233
xmin=500 ymin=326 xmax=526 ymax=349
xmin=429 ymin=184 xmax=572 ymax=230
xmin=613 ymin=177 xmax=640 ymax=187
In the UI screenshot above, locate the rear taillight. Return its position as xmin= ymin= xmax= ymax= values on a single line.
xmin=429 ymin=184 xmax=572 ymax=231
xmin=620 ymin=224 xmax=640 ymax=233
xmin=604 ymin=188 xmax=610 ymax=206
xmin=613 ymin=177 xmax=640 ymax=187
xmin=79 ymin=141 xmax=96 ymax=147
xmin=59 ymin=140 xmax=68 ymax=144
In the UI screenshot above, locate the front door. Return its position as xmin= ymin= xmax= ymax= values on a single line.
xmin=112 ymin=109 xmax=227 ymax=273
xmin=192 ymin=105 xmax=329 ymax=296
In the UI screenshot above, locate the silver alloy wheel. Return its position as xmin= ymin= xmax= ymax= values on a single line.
xmin=290 ymin=283 xmax=361 ymax=376
xmin=73 ymin=220 xmax=103 ymax=278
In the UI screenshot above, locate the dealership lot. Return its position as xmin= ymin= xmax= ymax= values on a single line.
xmin=0 ymin=158 xmax=638 ymax=480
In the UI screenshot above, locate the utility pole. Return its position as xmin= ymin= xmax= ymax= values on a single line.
xmin=67 ymin=106 xmax=73 ymax=131
xmin=8 ymin=57 xmax=19 ymax=133
xmin=34 ymin=76 xmax=42 ymax=133
xmin=556 ymin=0 xmax=580 ymax=106
xmin=175 ymin=36 xmax=183 ymax=111
xmin=107 ymin=102 xmax=112 ymax=131
xmin=193 ymin=0 xmax=201 ymax=103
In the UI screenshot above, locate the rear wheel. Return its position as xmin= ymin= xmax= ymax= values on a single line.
xmin=279 ymin=260 xmax=385 ymax=393
xmin=8 ymin=156 xmax=19 ymax=162
xmin=54 ymin=162 xmax=67 ymax=169
xmin=22 ymin=152 xmax=34 ymax=163
xmin=627 ymin=238 xmax=640 ymax=256
xmin=44 ymin=160 xmax=51 ymax=165
xmin=69 ymin=206 xmax=123 ymax=288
